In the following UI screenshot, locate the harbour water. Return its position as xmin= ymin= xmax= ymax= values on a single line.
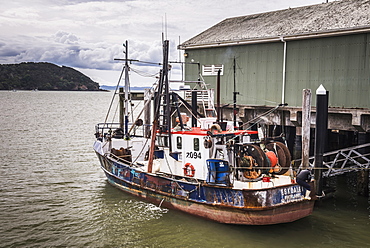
xmin=0 ymin=90 xmax=369 ymax=247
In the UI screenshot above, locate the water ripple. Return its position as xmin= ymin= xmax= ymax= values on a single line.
xmin=0 ymin=91 xmax=369 ymax=247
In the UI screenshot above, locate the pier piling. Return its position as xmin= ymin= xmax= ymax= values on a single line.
xmin=314 ymin=85 xmax=329 ymax=197
xmin=302 ymin=89 xmax=312 ymax=169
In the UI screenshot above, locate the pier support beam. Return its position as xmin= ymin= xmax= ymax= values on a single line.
xmin=302 ymin=89 xmax=312 ymax=169
xmin=357 ymin=170 xmax=369 ymax=196
xmin=314 ymin=85 xmax=329 ymax=197
xmin=293 ymin=128 xmax=302 ymax=160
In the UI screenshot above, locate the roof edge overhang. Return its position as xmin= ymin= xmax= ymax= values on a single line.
xmin=178 ymin=26 xmax=370 ymax=50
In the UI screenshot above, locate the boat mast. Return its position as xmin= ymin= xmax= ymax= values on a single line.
xmin=148 ymin=40 xmax=170 ymax=173
xmin=233 ymin=57 xmax=239 ymax=129
xmin=124 ymin=40 xmax=130 ymax=139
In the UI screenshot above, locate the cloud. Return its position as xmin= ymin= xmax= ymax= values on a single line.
xmin=0 ymin=0 xmax=322 ymax=85
xmin=2 ymin=6 xmax=40 ymax=19
xmin=0 ymin=28 xmax=181 ymax=71
xmin=53 ymin=31 xmax=79 ymax=44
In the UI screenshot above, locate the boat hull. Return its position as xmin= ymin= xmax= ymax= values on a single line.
xmin=96 ymin=152 xmax=314 ymax=225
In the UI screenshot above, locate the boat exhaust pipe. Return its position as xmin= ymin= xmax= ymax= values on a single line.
xmin=216 ymin=69 xmax=221 ymax=123
xmin=191 ymin=91 xmax=197 ymax=127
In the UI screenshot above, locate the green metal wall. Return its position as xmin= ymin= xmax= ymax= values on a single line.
xmin=184 ymin=33 xmax=370 ymax=109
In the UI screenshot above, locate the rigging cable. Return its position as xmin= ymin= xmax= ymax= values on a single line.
xmin=128 ymin=82 xmax=159 ymax=135
xmin=224 ymin=104 xmax=282 ymax=145
xmin=131 ymin=67 xmax=160 ymax=78
xmin=239 ymin=104 xmax=281 ymax=130
xmin=104 ymin=65 xmax=126 ymax=125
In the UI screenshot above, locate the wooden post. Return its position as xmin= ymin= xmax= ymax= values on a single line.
xmin=302 ymin=89 xmax=312 ymax=169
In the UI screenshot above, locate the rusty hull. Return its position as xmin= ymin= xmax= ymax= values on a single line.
xmin=99 ymin=153 xmax=315 ymax=225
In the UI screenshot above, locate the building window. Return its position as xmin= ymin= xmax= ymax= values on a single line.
xmin=202 ymin=65 xmax=224 ymax=76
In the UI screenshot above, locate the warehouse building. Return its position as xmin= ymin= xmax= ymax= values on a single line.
xmin=179 ymin=0 xmax=370 ymax=156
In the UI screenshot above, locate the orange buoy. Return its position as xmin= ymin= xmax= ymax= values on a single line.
xmin=265 ymin=151 xmax=278 ymax=167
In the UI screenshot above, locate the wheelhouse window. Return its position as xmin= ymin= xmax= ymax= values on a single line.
xmin=193 ymin=138 xmax=199 ymax=151
xmin=177 ymin=136 xmax=182 ymax=149
xmin=158 ymin=135 xmax=168 ymax=147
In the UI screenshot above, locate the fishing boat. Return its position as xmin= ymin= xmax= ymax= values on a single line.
xmin=93 ymin=40 xmax=314 ymax=225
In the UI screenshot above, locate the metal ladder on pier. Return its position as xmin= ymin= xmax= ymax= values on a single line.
xmin=295 ymin=143 xmax=370 ymax=177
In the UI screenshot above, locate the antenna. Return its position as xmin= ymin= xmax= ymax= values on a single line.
xmin=165 ymin=13 xmax=167 ymax=40
xmin=179 ymin=36 xmax=183 ymax=81
xmin=162 ymin=14 xmax=168 ymax=41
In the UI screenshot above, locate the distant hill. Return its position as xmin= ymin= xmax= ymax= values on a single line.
xmin=99 ymin=85 xmax=150 ymax=91
xmin=0 ymin=62 xmax=100 ymax=91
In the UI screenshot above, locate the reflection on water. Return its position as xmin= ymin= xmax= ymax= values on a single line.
xmin=0 ymin=91 xmax=369 ymax=248
xmin=95 ymin=184 xmax=169 ymax=247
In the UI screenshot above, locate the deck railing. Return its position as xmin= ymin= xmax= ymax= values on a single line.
xmin=95 ymin=122 xmax=151 ymax=138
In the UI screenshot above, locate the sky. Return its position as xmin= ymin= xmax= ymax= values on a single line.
xmin=0 ymin=0 xmax=323 ymax=87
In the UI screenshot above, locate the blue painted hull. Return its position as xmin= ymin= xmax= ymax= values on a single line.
xmin=96 ymin=152 xmax=314 ymax=225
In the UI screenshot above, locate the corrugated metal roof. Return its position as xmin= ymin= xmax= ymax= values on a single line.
xmin=180 ymin=0 xmax=370 ymax=49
